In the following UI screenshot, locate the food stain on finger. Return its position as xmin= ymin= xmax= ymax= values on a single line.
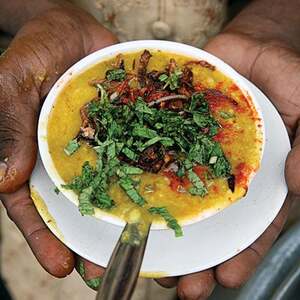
xmin=30 ymin=185 xmax=64 ymax=241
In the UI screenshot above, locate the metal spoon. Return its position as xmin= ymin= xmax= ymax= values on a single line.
xmin=96 ymin=221 xmax=151 ymax=300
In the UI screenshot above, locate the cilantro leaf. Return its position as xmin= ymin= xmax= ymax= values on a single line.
xmin=135 ymin=97 xmax=154 ymax=115
xmin=189 ymin=93 xmax=209 ymax=113
xmin=159 ymin=69 xmax=182 ymax=90
xmin=148 ymin=207 xmax=183 ymax=237
xmin=106 ymin=68 xmax=126 ymax=81
xmin=63 ymin=161 xmax=94 ymax=192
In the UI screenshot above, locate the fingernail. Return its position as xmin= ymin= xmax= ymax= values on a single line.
xmin=0 ymin=161 xmax=8 ymax=182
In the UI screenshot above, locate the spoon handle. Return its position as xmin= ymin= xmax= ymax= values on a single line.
xmin=96 ymin=222 xmax=150 ymax=300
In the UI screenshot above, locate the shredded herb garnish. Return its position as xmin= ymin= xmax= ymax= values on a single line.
xmin=106 ymin=68 xmax=126 ymax=81
xmin=62 ymin=50 xmax=233 ymax=237
xmin=64 ymin=139 xmax=80 ymax=156
xmin=54 ymin=187 xmax=60 ymax=195
xmin=148 ymin=207 xmax=183 ymax=237
xmin=159 ymin=69 xmax=182 ymax=90
xmin=220 ymin=111 xmax=235 ymax=119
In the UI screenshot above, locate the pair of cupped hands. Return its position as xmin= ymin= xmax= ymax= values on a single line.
xmin=0 ymin=5 xmax=299 ymax=300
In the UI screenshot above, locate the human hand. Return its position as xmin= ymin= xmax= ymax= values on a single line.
xmin=153 ymin=28 xmax=300 ymax=299
xmin=0 ymin=5 xmax=117 ymax=279
xmin=71 ymin=32 xmax=300 ymax=294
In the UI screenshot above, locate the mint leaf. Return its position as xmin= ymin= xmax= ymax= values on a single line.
xmin=135 ymin=97 xmax=154 ymax=114
xmin=64 ymin=139 xmax=80 ymax=156
xmin=211 ymin=156 xmax=231 ymax=177
xmin=187 ymin=169 xmax=208 ymax=197
xmin=122 ymin=147 xmax=138 ymax=161
xmin=132 ymin=126 xmax=158 ymax=139
xmin=118 ymin=165 xmax=144 ymax=176
xmin=148 ymin=207 xmax=183 ymax=237
xmin=119 ymin=177 xmax=145 ymax=206
xmin=220 ymin=111 xmax=235 ymax=119
xmin=78 ymin=187 xmax=95 ymax=215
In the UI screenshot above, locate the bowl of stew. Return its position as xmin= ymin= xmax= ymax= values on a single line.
xmin=38 ymin=40 xmax=264 ymax=237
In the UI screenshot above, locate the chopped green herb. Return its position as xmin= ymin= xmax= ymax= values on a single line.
xmin=189 ymin=93 xmax=209 ymax=113
xmin=119 ymin=177 xmax=145 ymax=206
xmin=94 ymin=192 xmax=115 ymax=209
xmin=193 ymin=113 xmax=219 ymax=135
xmin=135 ymin=97 xmax=154 ymax=115
xmin=54 ymin=187 xmax=60 ymax=195
xmin=220 ymin=111 xmax=235 ymax=119
xmin=106 ymin=68 xmax=126 ymax=81
xmin=177 ymin=164 xmax=185 ymax=177
xmin=132 ymin=126 xmax=158 ymax=139
xmin=148 ymin=207 xmax=183 ymax=237
xmin=159 ymin=69 xmax=182 ymax=90
xmin=187 ymin=169 xmax=208 ymax=197
xmin=78 ymin=186 xmax=95 ymax=215
xmin=95 ymin=83 xmax=109 ymax=106
xmin=122 ymin=147 xmax=138 ymax=161
xmin=118 ymin=165 xmax=144 ymax=176
xmin=212 ymin=156 xmax=231 ymax=177
xmin=64 ymin=139 xmax=80 ymax=156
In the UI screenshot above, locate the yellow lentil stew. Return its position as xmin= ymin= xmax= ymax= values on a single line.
xmin=48 ymin=50 xmax=263 ymax=236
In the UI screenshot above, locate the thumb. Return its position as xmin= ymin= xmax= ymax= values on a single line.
xmin=0 ymin=72 xmax=38 ymax=193
xmin=0 ymin=6 xmax=117 ymax=193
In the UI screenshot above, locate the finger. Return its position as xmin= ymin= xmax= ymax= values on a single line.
xmin=176 ymin=270 xmax=216 ymax=300
xmin=215 ymin=193 xmax=293 ymax=288
xmin=0 ymin=7 xmax=118 ymax=194
xmin=155 ymin=277 xmax=179 ymax=288
xmin=76 ymin=256 xmax=105 ymax=290
xmin=286 ymin=121 xmax=300 ymax=195
xmin=0 ymin=82 xmax=38 ymax=193
xmin=1 ymin=184 xmax=74 ymax=277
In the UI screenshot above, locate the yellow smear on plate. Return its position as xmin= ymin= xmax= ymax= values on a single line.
xmin=30 ymin=186 xmax=64 ymax=241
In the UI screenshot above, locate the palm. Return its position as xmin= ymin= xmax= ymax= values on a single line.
xmin=0 ymin=6 xmax=116 ymax=280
